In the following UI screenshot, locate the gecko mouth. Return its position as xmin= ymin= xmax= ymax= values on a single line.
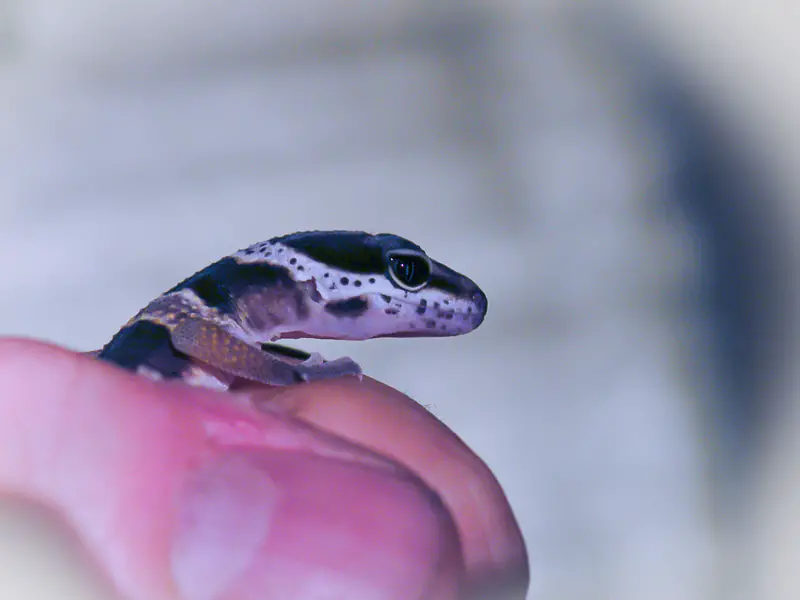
xmin=389 ymin=310 xmax=485 ymax=338
xmin=382 ymin=331 xmax=449 ymax=338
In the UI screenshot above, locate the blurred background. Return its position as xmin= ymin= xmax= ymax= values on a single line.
xmin=0 ymin=1 xmax=798 ymax=599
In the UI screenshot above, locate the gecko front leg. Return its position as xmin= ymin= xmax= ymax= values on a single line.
xmin=259 ymin=342 xmax=363 ymax=381
xmin=98 ymin=312 xmax=361 ymax=388
xmin=170 ymin=317 xmax=361 ymax=386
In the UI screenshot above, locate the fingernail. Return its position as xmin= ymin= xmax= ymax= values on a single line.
xmin=171 ymin=454 xmax=277 ymax=600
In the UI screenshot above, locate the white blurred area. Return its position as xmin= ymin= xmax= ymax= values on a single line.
xmin=0 ymin=2 xmax=798 ymax=599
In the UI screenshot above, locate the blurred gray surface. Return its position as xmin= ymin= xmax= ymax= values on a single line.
xmin=0 ymin=3 xmax=746 ymax=599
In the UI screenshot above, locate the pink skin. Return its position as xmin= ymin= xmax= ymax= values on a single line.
xmin=0 ymin=338 xmax=528 ymax=599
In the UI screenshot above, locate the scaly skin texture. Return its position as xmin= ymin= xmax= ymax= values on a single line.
xmin=0 ymin=339 xmax=528 ymax=600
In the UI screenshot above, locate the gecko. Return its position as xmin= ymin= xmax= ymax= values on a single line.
xmin=96 ymin=231 xmax=488 ymax=391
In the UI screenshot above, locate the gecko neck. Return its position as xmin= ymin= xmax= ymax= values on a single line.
xmin=234 ymin=278 xmax=321 ymax=343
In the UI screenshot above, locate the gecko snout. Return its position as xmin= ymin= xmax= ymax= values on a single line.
xmin=471 ymin=288 xmax=488 ymax=314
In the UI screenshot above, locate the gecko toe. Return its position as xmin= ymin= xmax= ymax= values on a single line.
xmin=294 ymin=357 xmax=362 ymax=383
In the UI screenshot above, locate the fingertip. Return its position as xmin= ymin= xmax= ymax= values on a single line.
xmin=258 ymin=373 xmax=530 ymax=597
xmin=207 ymin=450 xmax=464 ymax=600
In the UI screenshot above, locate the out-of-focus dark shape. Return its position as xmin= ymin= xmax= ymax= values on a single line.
xmin=574 ymin=10 xmax=790 ymax=506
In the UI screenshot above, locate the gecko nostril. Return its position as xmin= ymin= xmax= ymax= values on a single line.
xmin=471 ymin=289 xmax=488 ymax=315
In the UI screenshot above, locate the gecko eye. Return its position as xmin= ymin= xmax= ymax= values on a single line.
xmin=386 ymin=251 xmax=432 ymax=291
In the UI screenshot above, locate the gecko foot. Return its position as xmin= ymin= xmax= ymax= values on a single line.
xmin=300 ymin=352 xmax=326 ymax=367
xmin=294 ymin=356 xmax=363 ymax=383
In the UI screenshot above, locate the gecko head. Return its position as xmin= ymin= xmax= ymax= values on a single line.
xmin=252 ymin=231 xmax=488 ymax=340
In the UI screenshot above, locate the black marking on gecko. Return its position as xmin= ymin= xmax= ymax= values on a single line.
xmin=277 ymin=231 xmax=424 ymax=274
xmin=168 ymin=257 xmax=297 ymax=317
xmin=98 ymin=320 xmax=191 ymax=379
xmin=260 ymin=342 xmax=312 ymax=361
xmin=325 ymin=297 xmax=369 ymax=317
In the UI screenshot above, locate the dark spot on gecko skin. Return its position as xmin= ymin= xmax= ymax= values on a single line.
xmin=433 ymin=302 xmax=440 ymax=309
xmin=97 ymin=319 xmax=190 ymax=379
xmin=325 ymin=297 xmax=369 ymax=317
xmin=416 ymin=298 xmax=427 ymax=315
xmin=340 ymin=277 xmax=349 ymax=285
xmin=385 ymin=308 xmax=400 ymax=315
xmin=369 ymin=278 xmax=376 ymax=284
xmin=245 ymin=248 xmax=255 ymax=255
xmin=380 ymin=294 xmax=392 ymax=303
xmin=290 ymin=258 xmax=297 ymax=265
xmin=297 ymin=265 xmax=305 ymax=272
xmin=445 ymin=313 xmax=453 ymax=320
xmin=443 ymin=299 xmax=450 ymax=305
xmin=354 ymin=280 xmax=361 ymax=287
xmin=168 ymin=257 xmax=296 ymax=317
xmin=425 ymin=319 xmax=437 ymax=329
xmin=324 ymin=273 xmax=330 ymax=278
